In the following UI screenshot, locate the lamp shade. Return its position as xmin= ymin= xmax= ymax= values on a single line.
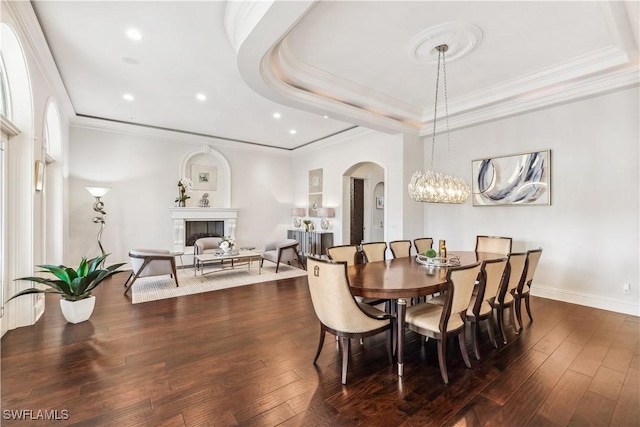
xmin=291 ymin=208 xmax=306 ymax=216
xmin=316 ymin=207 xmax=335 ymax=218
xmin=86 ymin=187 xmax=110 ymax=198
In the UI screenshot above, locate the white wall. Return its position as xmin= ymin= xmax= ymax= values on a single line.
xmin=292 ymin=128 xmax=424 ymax=247
xmin=68 ymin=126 xmax=293 ymax=265
xmin=423 ymin=87 xmax=639 ymax=315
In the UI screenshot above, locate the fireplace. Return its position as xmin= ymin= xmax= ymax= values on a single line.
xmin=185 ymin=221 xmax=224 ymax=246
xmin=170 ymin=207 xmax=238 ymax=254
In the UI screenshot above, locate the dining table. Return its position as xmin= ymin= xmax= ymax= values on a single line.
xmin=347 ymin=250 xmax=505 ymax=376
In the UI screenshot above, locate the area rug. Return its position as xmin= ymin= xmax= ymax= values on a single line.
xmin=130 ymin=264 xmax=307 ymax=304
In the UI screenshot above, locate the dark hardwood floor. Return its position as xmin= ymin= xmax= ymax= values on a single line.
xmin=2 ymin=272 xmax=638 ymax=426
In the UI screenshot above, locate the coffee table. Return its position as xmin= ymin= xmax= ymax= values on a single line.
xmin=194 ymin=250 xmax=262 ymax=279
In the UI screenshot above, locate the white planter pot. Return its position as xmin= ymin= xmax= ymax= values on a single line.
xmin=59 ymin=296 xmax=96 ymax=324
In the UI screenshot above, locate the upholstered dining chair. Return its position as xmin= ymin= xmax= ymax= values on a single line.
xmin=413 ymin=237 xmax=434 ymax=255
xmin=389 ymin=240 xmax=412 ymax=258
xmin=260 ymin=239 xmax=305 ymax=273
xmin=405 ymin=262 xmax=482 ymax=384
xmin=361 ymin=242 xmax=387 ymax=263
xmin=124 ymin=249 xmax=179 ymax=295
xmin=466 ymin=257 xmax=508 ymax=359
xmin=306 ymin=256 xmax=394 ymax=385
xmin=491 ymin=252 xmax=526 ymax=343
xmin=475 ymin=235 xmax=513 ymax=255
xmin=327 ymin=245 xmax=387 ymax=308
xmin=514 ymin=248 xmax=543 ymax=331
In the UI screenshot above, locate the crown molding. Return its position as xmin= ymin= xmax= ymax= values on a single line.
xmin=4 ymin=1 xmax=75 ymax=121
xmin=70 ymin=116 xmax=293 ymax=157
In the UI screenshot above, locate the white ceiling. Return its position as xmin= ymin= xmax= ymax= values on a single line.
xmin=32 ymin=1 xmax=639 ymax=150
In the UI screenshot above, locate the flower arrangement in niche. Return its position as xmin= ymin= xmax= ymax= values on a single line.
xmin=175 ymin=178 xmax=193 ymax=207
xmin=218 ymin=236 xmax=235 ymax=251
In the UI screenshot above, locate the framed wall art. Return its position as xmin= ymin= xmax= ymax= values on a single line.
xmin=472 ymin=150 xmax=550 ymax=206
xmin=308 ymin=168 xmax=323 ymax=194
xmin=190 ymin=164 xmax=218 ymax=191
xmin=308 ymin=194 xmax=323 ymax=217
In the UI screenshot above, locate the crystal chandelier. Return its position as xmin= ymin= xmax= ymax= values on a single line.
xmin=408 ymin=44 xmax=470 ymax=204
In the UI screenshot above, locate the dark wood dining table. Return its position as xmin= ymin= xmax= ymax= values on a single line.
xmin=347 ymin=251 xmax=505 ymax=376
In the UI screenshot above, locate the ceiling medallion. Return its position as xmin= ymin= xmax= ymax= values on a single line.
xmin=406 ymin=22 xmax=482 ymax=64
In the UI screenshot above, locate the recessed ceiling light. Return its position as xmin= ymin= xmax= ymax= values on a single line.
xmin=323 ymin=115 xmax=329 ymax=119
xmin=273 ymin=112 xmax=281 ymax=119
xmin=196 ymin=93 xmax=206 ymax=101
xmin=289 ymin=129 xmax=297 ymax=135
xmin=126 ymin=28 xmax=143 ymax=41
xmin=123 ymin=93 xmax=134 ymax=101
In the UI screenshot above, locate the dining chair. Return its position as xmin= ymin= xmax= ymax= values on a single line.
xmin=306 ymin=256 xmax=394 ymax=385
xmin=389 ymin=240 xmax=412 ymax=258
xmin=124 ymin=249 xmax=179 ymax=295
xmin=514 ymin=248 xmax=543 ymax=331
xmin=413 ymin=237 xmax=434 ymax=255
xmin=327 ymin=245 xmax=388 ymax=308
xmin=361 ymin=242 xmax=387 ymax=263
xmin=491 ymin=252 xmax=526 ymax=343
xmin=405 ymin=261 xmax=481 ymax=384
xmin=475 ymin=235 xmax=513 ymax=255
xmin=466 ymin=257 xmax=508 ymax=359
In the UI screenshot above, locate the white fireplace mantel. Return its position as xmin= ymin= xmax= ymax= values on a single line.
xmin=171 ymin=207 xmax=239 ymax=253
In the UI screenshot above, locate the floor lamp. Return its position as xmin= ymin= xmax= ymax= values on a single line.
xmin=86 ymin=186 xmax=110 ymax=258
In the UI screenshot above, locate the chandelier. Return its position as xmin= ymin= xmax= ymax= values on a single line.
xmin=408 ymin=44 xmax=470 ymax=204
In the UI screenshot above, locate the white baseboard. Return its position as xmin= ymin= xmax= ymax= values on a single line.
xmin=531 ymin=285 xmax=639 ymax=317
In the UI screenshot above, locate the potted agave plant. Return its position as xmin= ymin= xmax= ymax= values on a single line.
xmin=9 ymin=254 xmax=125 ymax=324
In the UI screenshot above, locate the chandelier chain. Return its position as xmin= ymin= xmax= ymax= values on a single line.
xmin=430 ymin=47 xmax=442 ymax=172
xmin=442 ymin=47 xmax=452 ymax=174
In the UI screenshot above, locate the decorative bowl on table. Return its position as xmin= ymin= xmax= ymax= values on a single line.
xmin=416 ymin=255 xmax=461 ymax=267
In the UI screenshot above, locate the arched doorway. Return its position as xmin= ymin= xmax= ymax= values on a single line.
xmin=341 ymin=162 xmax=385 ymax=246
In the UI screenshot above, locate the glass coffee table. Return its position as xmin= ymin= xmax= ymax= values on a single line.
xmin=193 ymin=250 xmax=262 ymax=279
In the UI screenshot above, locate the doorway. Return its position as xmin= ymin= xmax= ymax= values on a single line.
xmin=341 ymin=162 xmax=385 ymax=246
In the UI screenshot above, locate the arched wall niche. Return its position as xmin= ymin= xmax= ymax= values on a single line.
xmin=179 ymin=145 xmax=232 ymax=208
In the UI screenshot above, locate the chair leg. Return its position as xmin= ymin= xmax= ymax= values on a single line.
xmin=470 ymin=320 xmax=481 ymax=360
xmin=437 ymin=337 xmax=449 ymax=384
xmin=509 ymin=303 xmax=519 ymax=334
xmin=386 ymin=329 xmax=393 ymax=366
xmin=486 ymin=317 xmax=498 ymax=349
xmin=340 ymin=337 xmax=350 ymax=385
xmin=515 ymin=298 xmax=523 ymax=332
xmin=170 ymin=259 xmax=179 ymax=288
xmin=313 ymin=326 xmax=325 ymax=364
xmin=123 ymin=271 xmax=142 ymax=295
xmin=524 ymin=294 xmax=533 ymax=322
xmin=122 ymin=272 xmax=133 ymax=288
xmin=458 ymin=330 xmax=471 ymax=368
xmin=497 ymin=307 xmax=508 ymax=344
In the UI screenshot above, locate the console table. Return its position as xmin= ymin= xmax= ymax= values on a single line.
xmin=287 ymin=230 xmax=333 ymax=257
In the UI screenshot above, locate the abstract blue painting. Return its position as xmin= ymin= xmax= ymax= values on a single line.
xmin=472 ymin=150 xmax=550 ymax=206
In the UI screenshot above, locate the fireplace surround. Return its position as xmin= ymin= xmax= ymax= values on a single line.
xmin=171 ymin=207 xmax=238 ymax=254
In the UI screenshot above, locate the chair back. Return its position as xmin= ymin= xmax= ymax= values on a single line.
xmin=475 ymin=235 xmax=512 ymax=255
xmin=523 ymin=248 xmax=543 ymax=288
xmin=389 ymin=240 xmax=411 ymax=258
xmin=327 ymin=245 xmax=358 ymax=266
xmin=414 ymin=238 xmax=433 ymax=255
xmin=361 ymin=242 xmax=387 ymax=263
xmin=442 ymin=262 xmax=481 ymax=331
xmin=194 ymin=237 xmax=219 ymax=255
xmin=129 ymin=249 xmax=173 ymax=277
xmin=481 ymin=257 xmax=509 ymax=301
xmin=306 ymin=257 xmax=386 ymax=333
xmin=500 ymin=252 xmax=526 ymax=301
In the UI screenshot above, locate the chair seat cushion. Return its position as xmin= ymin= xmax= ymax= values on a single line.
xmin=406 ymin=302 xmax=464 ymax=333
xmin=467 ymin=300 xmax=492 ymax=318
